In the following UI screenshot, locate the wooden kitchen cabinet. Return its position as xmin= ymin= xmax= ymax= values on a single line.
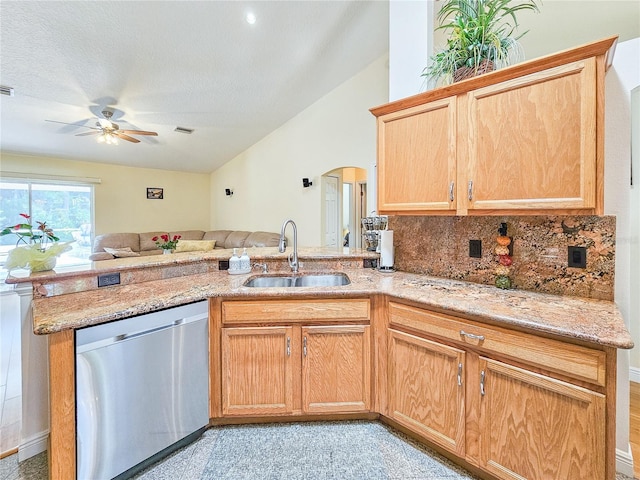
xmin=376 ymin=97 xmax=457 ymax=213
xmin=463 ymin=59 xmax=597 ymax=212
xmin=371 ymin=36 xmax=616 ymax=216
xmin=221 ymin=326 xmax=294 ymax=416
xmin=386 ymin=300 xmax=613 ymax=480
xmin=218 ymin=299 xmax=372 ymax=418
xmin=302 ymin=325 xmax=371 ymax=413
xmin=478 ymin=357 xmax=605 ymax=480
xmin=387 ymin=328 xmax=465 ymax=456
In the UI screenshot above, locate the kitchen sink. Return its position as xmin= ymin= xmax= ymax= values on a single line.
xmin=243 ymin=273 xmax=350 ymax=288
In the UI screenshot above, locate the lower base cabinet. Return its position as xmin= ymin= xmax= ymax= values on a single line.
xmin=219 ymin=299 xmax=372 ymax=418
xmin=387 ymin=301 xmax=611 ymax=480
xmin=388 ymin=329 xmax=466 ymax=456
xmin=479 ymin=357 xmax=605 ymax=480
xmin=222 ymin=326 xmax=294 ymax=416
xmin=302 ymin=325 xmax=371 ymax=414
xmin=215 ymin=298 xmax=613 ymax=480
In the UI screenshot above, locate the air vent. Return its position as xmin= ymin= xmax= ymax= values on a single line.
xmin=174 ymin=126 xmax=194 ymax=134
xmin=0 ymin=85 xmax=15 ymax=96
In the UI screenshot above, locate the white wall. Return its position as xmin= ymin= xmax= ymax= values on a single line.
xmin=631 ymin=85 xmax=640 ymax=373
xmin=210 ymin=55 xmax=388 ymax=246
xmin=0 ymin=153 xmax=211 ymax=235
xmin=389 ymin=0 xmax=435 ymax=100
xmin=606 ymin=37 xmax=640 ymax=475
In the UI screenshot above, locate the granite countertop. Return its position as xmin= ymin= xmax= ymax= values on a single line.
xmin=5 ymin=246 xmax=379 ymax=284
xmin=31 ymin=266 xmax=634 ymax=349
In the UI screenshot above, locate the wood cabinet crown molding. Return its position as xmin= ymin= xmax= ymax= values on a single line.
xmin=370 ymin=36 xmax=617 ymax=117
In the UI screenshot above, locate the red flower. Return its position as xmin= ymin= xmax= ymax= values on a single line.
xmin=161 ymin=234 xmax=169 ymax=242
xmin=152 ymin=236 xmax=158 ymax=241
xmin=19 ymin=213 xmax=30 ymax=220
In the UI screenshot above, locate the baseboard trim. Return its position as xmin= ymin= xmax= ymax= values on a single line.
xmin=617 ymin=445 xmax=635 ymax=477
xmin=629 ymin=366 xmax=640 ymax=384
xmin=18 ymin=431 xmax=48 ymax=462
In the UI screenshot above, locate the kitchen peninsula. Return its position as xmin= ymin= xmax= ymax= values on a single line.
xmin=6 ymin=246 xmax=632 ymax=480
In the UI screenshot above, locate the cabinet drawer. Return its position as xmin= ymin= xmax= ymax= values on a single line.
xmin=389 ymin=302 xmax=606 ymax=387
xmin=223 ymin=299 xmax=370 ymax=325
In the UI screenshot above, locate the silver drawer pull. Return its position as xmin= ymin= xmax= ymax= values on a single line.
xmin=449 ymin=181 xmax=455 ymax=202
xmin=460 ymin=330 xmax=485 ymax=342
xmin=480 ymin=370 xmax=486 ymax=396
xmin=457 ymin=363 xmax=463 ymax=387
xmin=468 ymin=180 xmax=473 ymax=201
xmin=286 ymin=337 xmax=291 ymax=357
xmin=303 ymin=336 xmax=308 ymax=357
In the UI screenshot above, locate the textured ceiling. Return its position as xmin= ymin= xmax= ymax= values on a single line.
xmin=0 ymin=1 xmax=388 ymax=173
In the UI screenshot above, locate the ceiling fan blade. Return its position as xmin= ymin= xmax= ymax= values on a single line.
xmin=46 ymin=119 xmax=98 ymax=130
xmin=114 ymin=132 xmax=140 ymax=143
xmin=75 ymin=131 xmax=102 ymax=137
xmin=119 ymin=130 xmax=158 ymax=136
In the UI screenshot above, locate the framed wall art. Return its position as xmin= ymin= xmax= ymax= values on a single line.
xmin=147 ymin=187 xmax=164 ymax=199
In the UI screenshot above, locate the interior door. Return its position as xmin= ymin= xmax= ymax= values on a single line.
xmin=323 ymin=175 xmax=340 ymax=247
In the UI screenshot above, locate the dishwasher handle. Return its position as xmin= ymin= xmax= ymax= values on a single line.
xmin=77 ymin=310 xmax=208 ymax=354
xmin=118 ymin=319 xmax=184 ymax=342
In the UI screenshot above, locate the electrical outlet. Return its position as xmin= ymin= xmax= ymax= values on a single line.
xmin=567 ymin=246 xmax=587 ymax=268
xmin=219 ymin=260 xmax=229 ymax=271
xmin=97 ymin=272 xmax=120 ymax=287
xmin=469 ymin=239 xmax=482 ymax=258
xmin=363 ymin=258 xmax=378 ymax=269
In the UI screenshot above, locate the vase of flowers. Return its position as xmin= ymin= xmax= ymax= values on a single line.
xmin=1 ymin=213 xmax=72 ymax=272
xmin=152 ymin=234 xmax=181 ymax=254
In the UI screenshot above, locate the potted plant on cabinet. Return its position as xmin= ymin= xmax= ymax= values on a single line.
xmin=422 ymin=0 xmax=540 ymax=87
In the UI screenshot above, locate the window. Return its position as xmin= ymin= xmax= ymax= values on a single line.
xmin=0 ymin=180 xmax=94 ymax=267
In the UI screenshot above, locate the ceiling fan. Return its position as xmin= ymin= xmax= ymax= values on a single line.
xmin=47 ymin=109 xmax=158 ymax=144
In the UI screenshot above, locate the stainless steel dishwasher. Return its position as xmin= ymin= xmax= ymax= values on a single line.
xmin=76 ymin=300 xmax=209 ymax=480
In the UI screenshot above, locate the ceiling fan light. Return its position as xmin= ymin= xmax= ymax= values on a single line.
xmin=97 ymin=135 xmax=106 ymax=143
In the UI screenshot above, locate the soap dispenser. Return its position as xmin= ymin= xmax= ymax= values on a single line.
xmin=240 ymin=248 xmax=251 ymax=271
xmin=229 ymin=248 xmax=240 ymax=272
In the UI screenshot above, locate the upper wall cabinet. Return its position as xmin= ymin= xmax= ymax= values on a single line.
xmin=371 ymin=37 xmax=617 ymax=216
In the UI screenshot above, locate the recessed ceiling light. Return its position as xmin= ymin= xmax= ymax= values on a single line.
xmin=0 ymin=85 xmax=15 ymax=96
xmin=246 ymin=12 xmax=256 ymax=25
xmin=174 ymin=126 xmax=194 ymax=134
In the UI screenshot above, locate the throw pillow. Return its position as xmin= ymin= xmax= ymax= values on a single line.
xmin=104 ymin=247 xmax=140 ymax=258
xmin=175 ymin=240 xmax=216 ymax=253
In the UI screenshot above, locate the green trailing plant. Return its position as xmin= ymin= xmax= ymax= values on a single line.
xmin=422 ymin=0 xmax=540 ymax=87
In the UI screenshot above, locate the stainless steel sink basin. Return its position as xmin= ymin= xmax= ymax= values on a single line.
xmin=243 ymin=276 xmax=294 ymax=288
xmin=243 ymin=273 xmax=350 ymax=288
xmin=293 ymin=274 xmax=350 ymax=287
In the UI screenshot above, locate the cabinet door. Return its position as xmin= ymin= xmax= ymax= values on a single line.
xmin=301 ymin=325 xmax=371 ymax=414
xmin=377 ymin=97 xmax=457 ymax=213
xmin=388 ymin=329 xmax=466 ymax=456
xmin=478 ymin=357 xmax=605 ymax=480
xmin=464 ymin=58 xmax=597 ymax=212
xmin=221 ymin=326 xmax=294 ymax=416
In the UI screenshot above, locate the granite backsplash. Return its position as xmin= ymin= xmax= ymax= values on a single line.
xmin=388 ymin=215 xmax=615 ymax=300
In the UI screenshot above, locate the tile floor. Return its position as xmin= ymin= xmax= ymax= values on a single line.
xmin=1 ymin=421 xmax=636 ymax=480
xmin=2 ymin=421 xmax=480 ymax=480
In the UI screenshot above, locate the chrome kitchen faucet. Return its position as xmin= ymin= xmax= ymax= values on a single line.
xmin=279 ymin=219 xmax=299 ymax=273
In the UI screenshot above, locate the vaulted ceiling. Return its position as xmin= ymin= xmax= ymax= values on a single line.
xmin=0 ymin=1 xmax=389 ymax=173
